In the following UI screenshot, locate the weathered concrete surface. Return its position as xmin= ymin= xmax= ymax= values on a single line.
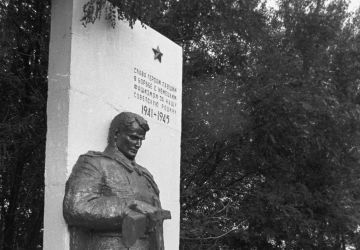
xmin=44 ymin=0 xmax=182 ymax=249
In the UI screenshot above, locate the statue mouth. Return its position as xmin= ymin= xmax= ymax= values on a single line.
xmin=129 ymin=149 xmax=138 ymax=154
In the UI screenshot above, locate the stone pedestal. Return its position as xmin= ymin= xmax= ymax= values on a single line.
xmin=44 ymin=0 xmax=182 ymax=249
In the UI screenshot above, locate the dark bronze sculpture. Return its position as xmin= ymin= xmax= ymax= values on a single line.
xmin=63 ymin=112 xmax=171 ymax=250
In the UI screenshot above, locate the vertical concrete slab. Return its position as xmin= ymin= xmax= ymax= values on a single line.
xmin=44 ymin=0 xmax=73 ymax=249
xmin=44 ymin=0 xmax=182 ymax=249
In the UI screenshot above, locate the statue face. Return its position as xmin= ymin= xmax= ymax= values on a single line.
xmin=115 ymin=122 xmax=146 ymax=160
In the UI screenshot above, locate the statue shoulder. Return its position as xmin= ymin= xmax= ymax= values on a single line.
xmin=82 ymin=150 xmax=134 ymax=173
xmin=66 ymin=151 xmax=107 ymax=183
xmin=75 ymin=151 xmax=110 ymax=167
xmin=83 ymin=150 xmax=105 ymax=157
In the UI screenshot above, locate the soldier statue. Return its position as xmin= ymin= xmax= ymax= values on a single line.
xmin=63 ymin=112 xmax=171 ymax=250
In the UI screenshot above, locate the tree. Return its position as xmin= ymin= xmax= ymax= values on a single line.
xmin=0 ymin=1 xmax=50 ymax=249
xmin=178 ymin=0 xmax=360 ymax=248
xmin=1 ymin=0 xmax=360 ymax=249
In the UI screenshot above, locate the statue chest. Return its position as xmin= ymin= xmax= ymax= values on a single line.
xmin=101 ymin=162 xmax=159 ymax=207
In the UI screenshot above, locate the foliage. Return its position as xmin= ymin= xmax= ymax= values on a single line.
xmin=0 ymin=1 xmax=50 ymax=249
xmin=182 ymin=1 xmax=360 ymax=249
xmin=1 ymin=0 xmax=360 ymax=249
xmin=175 ymin=0 xmax=360 ymax=249
xmin=81 ymin=0 xmax=165 ymax=28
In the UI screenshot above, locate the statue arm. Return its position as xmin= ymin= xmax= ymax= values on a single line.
xmin=63 ymin=156 xmax=131 ymax=231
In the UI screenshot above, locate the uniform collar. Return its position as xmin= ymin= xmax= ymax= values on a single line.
xmin=103 ymin=145 xmax=141 ymax=174
xmin=102 ymin=146 xmax=159 ymax=195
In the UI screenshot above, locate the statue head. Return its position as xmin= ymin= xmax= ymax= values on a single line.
xmin=108 ymin=112 xmax=150 ymax=160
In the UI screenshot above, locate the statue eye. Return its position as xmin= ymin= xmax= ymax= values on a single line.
xmin=129 ymin=134 xmax=144 ymax=141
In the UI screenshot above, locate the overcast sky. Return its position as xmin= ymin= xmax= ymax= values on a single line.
xmin=349 ymin=0 xmax=360 ymax=11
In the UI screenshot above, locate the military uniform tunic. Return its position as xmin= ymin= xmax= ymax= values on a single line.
xmin=63 ymin=146 xmax=163 ymax=250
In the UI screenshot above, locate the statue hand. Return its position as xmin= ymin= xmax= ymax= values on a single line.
xmin=128 ymin=200 xmax=158 ymax=215
xmin=128 ymin=200 xmax=161 ymax=232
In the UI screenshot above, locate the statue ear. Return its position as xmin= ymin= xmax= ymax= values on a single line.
xmin=114 ymin=129 xmax=118 ymax=138
xmin=113 ymin=129 xmax=119 ymax=147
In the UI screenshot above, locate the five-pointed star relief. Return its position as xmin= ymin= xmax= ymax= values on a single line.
xmin=152 ymin=46 xmax=163 ymax=63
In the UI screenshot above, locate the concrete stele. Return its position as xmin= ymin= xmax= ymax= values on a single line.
xmin=44 ymin=0 xmax=182 ymax=249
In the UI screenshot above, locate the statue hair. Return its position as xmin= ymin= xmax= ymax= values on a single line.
xmin=107 ymin=112 xmax=149 ymax=144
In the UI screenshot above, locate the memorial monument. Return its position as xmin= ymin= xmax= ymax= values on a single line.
xmin=44 ymin=0 xmax=182 ymax=249
xmin=63 ymin=112 xmax=171 ymax=249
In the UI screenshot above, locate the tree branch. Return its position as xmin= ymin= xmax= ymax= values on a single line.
xmin=181 ymin=221 xmax=244 ymax=241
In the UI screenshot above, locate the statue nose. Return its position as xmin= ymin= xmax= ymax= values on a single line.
xmin=135 ymin=140 xmax=142 ymax=148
